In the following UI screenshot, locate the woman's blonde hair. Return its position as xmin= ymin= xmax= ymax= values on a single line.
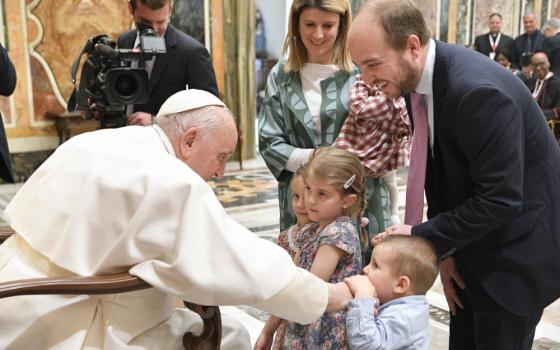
xmin=283 ymin=0 xmax=353 ymax=72
xmin=304 ymin=147 xmax=366 ymax=219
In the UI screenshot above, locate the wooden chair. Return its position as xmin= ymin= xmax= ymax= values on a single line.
xmin=0 ymin=227 xmax=221 ymax=350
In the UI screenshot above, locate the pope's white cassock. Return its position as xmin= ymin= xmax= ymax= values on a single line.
xmin=0 ymin=125 xmax=327 ymax=349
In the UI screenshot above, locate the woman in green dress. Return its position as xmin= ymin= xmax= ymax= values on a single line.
xmin=258 ymin=0 xmax=392 ymax=263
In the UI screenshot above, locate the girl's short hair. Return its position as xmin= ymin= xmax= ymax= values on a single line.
xmin=283 ymin=0 xmax=353 ymax=72
xmin=304 ymin=147 xmax=365 ymax=218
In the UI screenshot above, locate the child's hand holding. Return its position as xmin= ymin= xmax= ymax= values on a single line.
xmin=344 ymin=275 xmax=377 ymax=299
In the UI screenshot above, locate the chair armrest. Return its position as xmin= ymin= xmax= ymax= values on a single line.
xmin=0 ymin=272 xmax=150 ymax=299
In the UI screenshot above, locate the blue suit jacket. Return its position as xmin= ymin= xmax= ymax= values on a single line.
xmin=411 ymin=41 xmax=560 ymax=316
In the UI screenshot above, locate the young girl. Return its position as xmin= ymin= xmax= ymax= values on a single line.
xmin=275 ymin=167 xmax=312 ymax=264
xmin=264 ymin=168 xmax=314 ymax=350
xmin=255 ymin=147 xmax=364 ymax=350
xmin=334 ymin=74 xmax=412 ymax=262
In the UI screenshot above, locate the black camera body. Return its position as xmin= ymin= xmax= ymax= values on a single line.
xmin=69 ymin=29 xmax=166 ymax=128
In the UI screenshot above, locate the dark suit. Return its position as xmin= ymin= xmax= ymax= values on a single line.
xmin=512 ymin=30 xmax=545 ymax=69
xmin=527 ymin=75 xmax=560 ymax=120
xmin=0 ymin=44 xmax=15 ymax=183
xmin=473 ymin=32 xmax=514 ymax=61
xmin=541 ymin=33 xmax=560 ymax=76
xmin=410 ymin=41 xmax=560 ymax=349
xmin=118 ymin=25 xmax=218 ymax=116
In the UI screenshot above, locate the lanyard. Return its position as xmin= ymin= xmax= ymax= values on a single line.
xmin=489 ymin=33 xmax=502 ymax=52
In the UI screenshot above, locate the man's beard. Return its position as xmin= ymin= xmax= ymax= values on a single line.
xmin=397 ymin=57 xmax=421 ymax=96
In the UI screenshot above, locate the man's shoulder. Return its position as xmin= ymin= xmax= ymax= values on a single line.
xmin=474 ymin=33 xmax=488 ymax=41
xmin=167 ymin=25 xmax=207 ymax=51
xmin=117 ymin=29 xmax=136 ymax=47
xmin=501 ymin=33 xmax=514 ymax=42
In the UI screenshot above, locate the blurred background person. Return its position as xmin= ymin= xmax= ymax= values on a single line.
xmin=516 ymin=52 xmax=534 ymax=85
xmin=512 ymin=13 xmax=544 ymax=69
xmin=527 ymin=52 xmax=560 ymax=122
xmin=473 ymin=13 xmax=514 ymax=62
xmin=541 ymin=17 xmax=560 ymax=76
xmin=496 ymin=47 xmax=519 ymax=74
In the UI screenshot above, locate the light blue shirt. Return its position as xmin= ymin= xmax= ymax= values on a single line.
xmin=346 ymin=295 xmax=430 ymax=350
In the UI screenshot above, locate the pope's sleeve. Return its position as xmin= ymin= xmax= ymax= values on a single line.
xmin=128 ymin=170 xmax=327 ymax=324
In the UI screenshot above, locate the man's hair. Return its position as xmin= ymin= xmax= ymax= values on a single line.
xmin=304 ymin=147 xmax=366 ymax=218
xmin=283 ymin=0 xmax=353 ymax=72
xmin=130 ymin=0 xmax=172 ymax=11
xmin=376 ymin=235 xmax=439 ymax=294
xmin=489 ymin=13 xmax=502 ymax=20
xmin=524 ymin=12 xmax=539 ymax=21
xmin=520 ymin=52 xmax=534 ymax=67
xmin=357 ymin=0 xmax=430 ymax=51
xmin=155 ymin=105 xmax=234 ymax=139
xmin=542 ymin=17 xmax=560 ymax=32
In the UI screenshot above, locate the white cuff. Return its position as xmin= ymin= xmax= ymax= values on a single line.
xmin=285 ymin=149 xmax=314 ymax=173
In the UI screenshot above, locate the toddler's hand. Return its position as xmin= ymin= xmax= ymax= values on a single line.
xmin=344 ymin=275 xmax=377 ymax=299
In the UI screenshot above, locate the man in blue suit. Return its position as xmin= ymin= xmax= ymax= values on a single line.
xmin=348 ymin=0 xmax=560 ymax=349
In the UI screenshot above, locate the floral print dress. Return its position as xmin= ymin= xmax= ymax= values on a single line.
xmin=281 ymin=217 xmax=362 ymax=350
xmin=273 ymin=222 xmax=314 ymax=350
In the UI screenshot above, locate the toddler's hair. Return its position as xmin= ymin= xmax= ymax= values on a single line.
xmin=305 ymin=147 xmax=366 ymax=219
xmin=376 ymin=235 xmax=439 ymax=294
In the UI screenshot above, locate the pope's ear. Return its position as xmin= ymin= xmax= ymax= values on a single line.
xmin=178 ymin=127 xmax=198 ymax=158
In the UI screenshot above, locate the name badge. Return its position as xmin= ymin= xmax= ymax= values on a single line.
xmin=489 ymin=52 xmax=496 ymax=60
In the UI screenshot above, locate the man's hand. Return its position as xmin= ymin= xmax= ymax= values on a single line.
xmin=127 ymin=112 xmax=153 ymax=126
xmin=440 ymin=256 xmax=465 ymax=316
xmin=371 ymin=224 xmax=412 ymax=246
xmin=326 ymin=282 xmax=352 ymax=312
xmin=344 ymin=275 xmax=377 ymax=299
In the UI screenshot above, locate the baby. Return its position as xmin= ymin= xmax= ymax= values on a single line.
xmin=344 ymin=235 xmax=439 ymax=350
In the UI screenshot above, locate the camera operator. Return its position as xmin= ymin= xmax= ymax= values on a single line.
xmin=118 ymin=0 xmax=219 ymax=126
xmin=0 ymin=43 xmax=15 ymax=183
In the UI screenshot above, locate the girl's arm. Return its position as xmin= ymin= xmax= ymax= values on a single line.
xmin=310 ymin=244 xmax=347 ymax=281
xmin=254 ymin=315 xmax=283 ymax=350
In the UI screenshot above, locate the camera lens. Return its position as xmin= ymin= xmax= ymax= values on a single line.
xmin=105 ymin=68 xmax=148 ymax=105
xmin=115 ymin=75 xmax=138 ymax=98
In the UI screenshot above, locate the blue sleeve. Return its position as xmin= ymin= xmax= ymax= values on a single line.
xmin=346 ymin=299 xmax=422 ymax=350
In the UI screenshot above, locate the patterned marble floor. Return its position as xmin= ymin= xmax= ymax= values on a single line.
xmin=0 ymin=158 xmax=559 ymax=349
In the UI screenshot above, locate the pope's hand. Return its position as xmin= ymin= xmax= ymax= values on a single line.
xmin=326 ymin=282 xmax=352 ymax=312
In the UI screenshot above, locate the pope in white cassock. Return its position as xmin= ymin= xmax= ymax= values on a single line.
xmin=0 ymin=89 xmax=350 ymax=349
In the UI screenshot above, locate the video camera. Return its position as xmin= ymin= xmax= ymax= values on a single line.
xmin=68 ymin=27 xmax=166 ymax=128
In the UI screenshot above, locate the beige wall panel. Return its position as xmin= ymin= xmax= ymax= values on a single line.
xmin=415 ymin=0 xmax=439 ymax=38
xmin=473 ymin=0 xmax=518 ymax=38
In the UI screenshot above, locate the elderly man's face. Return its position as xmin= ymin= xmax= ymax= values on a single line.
xmin=489 ymin=15 xmax=502 ymax=34
xmin=348 ymin=17 xmax=422 ymax=99
xmin=531 ymin=53 xmax=550 ymax=80
xmin=179 ymin=111 xmax=237 ymax=181
xmin=524 ymin=15 xmax=537 ymax=34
